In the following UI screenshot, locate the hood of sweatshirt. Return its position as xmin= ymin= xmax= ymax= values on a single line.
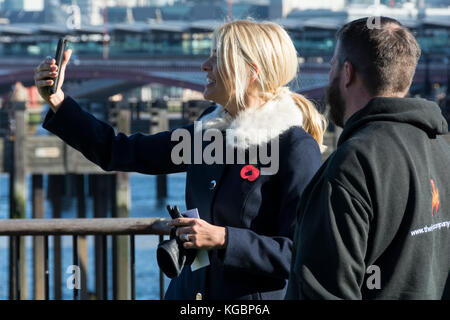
xmin=338 ymin=97 xmax=449 ymax=146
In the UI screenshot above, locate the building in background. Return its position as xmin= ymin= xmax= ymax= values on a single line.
xmin=3 ymin=0 xmax=45 ymax=11
xmin=116 ymin=0 xmax=174 ymax=6
xmin=70 ymin=0 xmax=103 ymax=25
xmin=2 ymin=0 xmax=25 ymax=11
xmin=269 ymin=0 xmax=450 ymax=19
xmin=424 ymin=0 xmax=449 ymax=7
xmin=270 ymin=0 xmax=346 ymax=19
xmin=43 ymin=0 xmax=66 ymax=24
xmin=110 ymin=0 xmax=175 ymax=6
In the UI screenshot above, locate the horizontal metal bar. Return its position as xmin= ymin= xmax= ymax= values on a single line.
xmin=0 ymin=218 xmax=171 ymax=236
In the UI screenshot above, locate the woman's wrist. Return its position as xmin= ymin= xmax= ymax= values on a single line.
xmin=48 ymin=90 xmax=65 ymax=113
xmin=216 ymin=226 xmax=228 ymax=249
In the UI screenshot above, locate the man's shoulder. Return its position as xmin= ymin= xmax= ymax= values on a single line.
xmin=328 ymin=135 xmax=373 ymax=172
xmin=333 ymin=121 xmax=401 ymax=161
xmin=323 ymin=127 xmax=386 ymax=195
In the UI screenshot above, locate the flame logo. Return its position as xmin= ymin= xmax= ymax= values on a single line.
xmin=431 ymin=179 xmax=440 ymax=217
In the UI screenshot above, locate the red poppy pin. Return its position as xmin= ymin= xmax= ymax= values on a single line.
xmin=240 ymin=164 xmax=260 ymax=182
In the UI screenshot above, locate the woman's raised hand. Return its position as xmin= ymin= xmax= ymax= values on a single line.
xmin=34 ymin=49 xmax=72 ymax=112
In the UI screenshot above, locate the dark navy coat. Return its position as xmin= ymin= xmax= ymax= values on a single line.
xmin=43 ymin=96 xmax=322 ymax=300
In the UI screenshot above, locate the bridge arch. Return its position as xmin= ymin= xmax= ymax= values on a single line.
xmin=0 ymin=67 xmax=205 ymax=95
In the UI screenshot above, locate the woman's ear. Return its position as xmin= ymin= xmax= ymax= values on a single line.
xmin=250 ymin=63 xmax=259 ymax=83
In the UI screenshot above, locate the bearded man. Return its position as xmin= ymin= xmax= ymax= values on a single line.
xmin=286 ymin=17 xmax=450 ymax=300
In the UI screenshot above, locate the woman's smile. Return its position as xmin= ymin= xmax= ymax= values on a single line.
xmin=206 ymin=75 xmax=216 ymax=88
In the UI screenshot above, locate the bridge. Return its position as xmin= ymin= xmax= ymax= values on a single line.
xmin=1 ymin=16 xmax=448 ymax=101
xmin=0 ymin=57 xmax=447 ymax=100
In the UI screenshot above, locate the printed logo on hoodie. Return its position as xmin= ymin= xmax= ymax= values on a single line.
xmin=431 ymin=179 xmax=440 ymax=217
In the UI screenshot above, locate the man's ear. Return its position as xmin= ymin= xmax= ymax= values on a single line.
xmin=343 ymin=61 xmax=355 ymax=88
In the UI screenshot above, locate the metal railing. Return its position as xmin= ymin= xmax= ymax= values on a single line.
xmin=0 ymin=218 xmax=171 ymax=300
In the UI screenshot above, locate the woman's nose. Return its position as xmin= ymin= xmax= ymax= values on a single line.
xmin=201 ymin=59 xmax=211 ymax=72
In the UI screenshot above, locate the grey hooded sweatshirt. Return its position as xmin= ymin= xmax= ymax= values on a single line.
xmin=286 ymin=97 xmax=450 ymax=300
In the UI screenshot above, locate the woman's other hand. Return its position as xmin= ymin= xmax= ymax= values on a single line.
xmin=168 ymin=218 xmax=227 ymax=250
xmin=34 ymin=49 xmax=72 ymax=112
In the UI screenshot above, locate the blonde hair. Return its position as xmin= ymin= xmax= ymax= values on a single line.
xmin=212 ymin=20 xmax=327 ymax=148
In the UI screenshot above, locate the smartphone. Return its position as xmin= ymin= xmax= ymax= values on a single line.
xmin=47 ymin=37 xmax=68 ymax=95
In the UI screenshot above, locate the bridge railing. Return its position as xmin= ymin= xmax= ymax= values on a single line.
xmin=0 ymin=217 xmax=171 ymax=300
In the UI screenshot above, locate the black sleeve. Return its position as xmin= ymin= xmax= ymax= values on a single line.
xmin=42 ymin=96 xmax=194 ymax=174
xmin=286 ymin=179 xmax=371 ymax=299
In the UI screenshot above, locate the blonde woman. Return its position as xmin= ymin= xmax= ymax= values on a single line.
xmin=34 ymin=20 xmax=327 ymax=300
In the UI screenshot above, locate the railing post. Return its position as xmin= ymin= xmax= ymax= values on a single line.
xmin=93 ymin=174 xmax=109 ymax=300
xmin=75 ymin=174 xmax=88 ymax=300
xmin=150 ymin=108 xmax=168 ymax=203
xmin=112 ymin=107 xmax=131 ymax=300
xmin=48 ymin=174 xmax=64 ymax=299
xmin=32 ymin=174 xmax=45 ymax=300
xmin=159 ymin=234 xmax=165 ymax=300
xmin=73 ymin=235 xmax=79 ymax=300
xmin=130 ymin=234 xmax=135 ymax=300
xmin=44 ymin=235 xmax=49 ymax=300
xmin=9 ymin=101 xmax=27 ymax=300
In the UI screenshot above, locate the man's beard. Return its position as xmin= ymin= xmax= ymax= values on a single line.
xmin=325 ymin=74 xmax=346 ymax=128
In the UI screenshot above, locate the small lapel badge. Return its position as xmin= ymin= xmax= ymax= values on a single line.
xmin=240 ymin=164 xmax=260 ymax=182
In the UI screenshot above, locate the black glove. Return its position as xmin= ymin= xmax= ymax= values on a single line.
xmin=157 ymin=206 xmax=197 ymax=279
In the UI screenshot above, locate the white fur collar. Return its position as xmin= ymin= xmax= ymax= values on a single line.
xmin=197 ymin=92 xmax=303 ymax=149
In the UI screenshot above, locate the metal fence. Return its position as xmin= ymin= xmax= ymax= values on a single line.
xmin=0 ymin=217 xmax=171 ymax=300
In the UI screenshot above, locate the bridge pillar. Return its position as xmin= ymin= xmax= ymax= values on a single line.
xmin=9 ymin=102 xmax=27 ymax=300
xmin=48 ymin=174 xmax=64 ymax=299
xmin=93 ymin=174 xmax=109 ymax=299
xmin=112 ymin=107 xmax=131 ymax=300
xmin=75 ymin=174 xmax=89 ymax=300
xmin=32 ymin=174 xmax=45 ymax=300
xmin=150 ymin=105 xmax=168 ymax=202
